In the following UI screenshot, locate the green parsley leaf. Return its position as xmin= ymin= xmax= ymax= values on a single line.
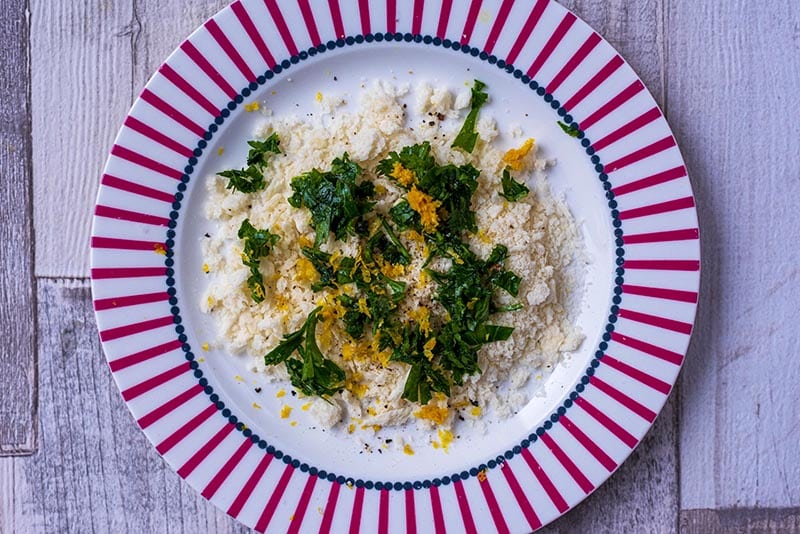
xmin=246 ymin=132 xmax=282 ymax=165
xmin=390 ymin=323 xmax=450 ymax=404
xmin=452 ymin=80 xmax=488 ymax=153
xmin=499 ymin=167 xmax=530 ymax=202
xmin=219 ymin=133 xmax=282 ymax=193
xmin=220 ymin=166 xmax=265 ymax=194
xmin=389 ymin=200 xmax=420 ymax=231
xmin=237 ymin=219 xmax=280 ymax=302
xmin=288 ymin=153 xmax=375 ymax=249
xmin=557 ymin=121 xmax=581 ymax=138
xmin=301 ymin=246 xmax=337 ymax=292
xmin=265 ymin=307 xmax=345 ymax=400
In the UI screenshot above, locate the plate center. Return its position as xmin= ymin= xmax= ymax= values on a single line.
xmin=176 ymin=43 xmax=613 ymax=481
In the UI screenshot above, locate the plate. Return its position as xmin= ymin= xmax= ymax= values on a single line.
xmin=90 ymin=1 xmax=699 ymax=532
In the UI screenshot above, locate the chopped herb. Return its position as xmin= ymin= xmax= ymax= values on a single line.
xmin=378 ymin=142 xmax=480 ymax=235
xmin=364 ymin=219 xmax=411 ymax=266
xmin=238 ymin=219 xmax=280 ymax=302
xmin=264 ymin=307 xmax=345 ymax=399
xmin=220 ymin=133 xmax=282 ymax=193
xmin=557 ymin=121 xmax=581 ymax=138
xmin=390 ymin=323 xmax=450 ymax=404
xmin=246 ymin=133 xmax=282 ymax=165
xmin=452 ymin=80 xmax=488 ymax=153
xmin=389 ymin=200 xmax=420 ymax=231
xmin=288 ymin=153 xmax=375 ymax=249
xmin=499 ymin=167 xmax=530 ymax=202
xmin=301 ymin=246 xmax=336 ymax=292
xmin=220 ymin=166 xmax=265 ymax=194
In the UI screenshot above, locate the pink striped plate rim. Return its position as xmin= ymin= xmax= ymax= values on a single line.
xmin=90 ymin=0 xmax=699 ymax=532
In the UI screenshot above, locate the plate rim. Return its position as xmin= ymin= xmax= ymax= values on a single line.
xmin=90 ymin=1 xmax=700 ymax=531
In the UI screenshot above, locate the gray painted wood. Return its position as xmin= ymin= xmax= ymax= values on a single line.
xmin=681 ymin=508 xmax=800 ymax=534
xmin=0 ymin=280 xmax=248 ymax=534
xmin=665 ymin=0 xmax=800 ymax=511
xmin=30 ymin=0 xmax=134 ymax=278
xmin=0 ymin=0 xmax=36 ymax=456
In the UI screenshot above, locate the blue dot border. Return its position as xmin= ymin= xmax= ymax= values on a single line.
xmin=162 ymin=32 xmax=624 ymax=489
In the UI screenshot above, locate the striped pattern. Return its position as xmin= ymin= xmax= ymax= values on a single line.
xmin=91 ymin=0 xmax=698 ymax=532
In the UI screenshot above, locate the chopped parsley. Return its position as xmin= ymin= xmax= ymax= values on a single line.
xmin=237 ymin=219 xmax=280 ymax=302
xmin=288 ymin=153 xmax=375 ymax=249
xmin=378 ymin=142 xmax=480 ymax=235
xmin=451 ymin=79 xmax=488 ymax=153
xmin=219 ymin=133 xmax=282 ymax=193
xmin=264 ymin=307 xmax=346 ymax=399
xmin=557 ymin=121 xmax=581 ymax=138
xmin=499 ymin=167 xmax=530 ymax=202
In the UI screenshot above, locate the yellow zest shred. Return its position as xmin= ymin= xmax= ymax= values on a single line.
xmin=298 ymin=235 xmax=314 ymax=248
xmin=432 ymin=428 xmax=454 ymax=452
xmin=202 ymin=263 xmax=210 ymax=273
xmin=476 ymin=229 xmax=492 ymax=244
xmin=390 ymin=162 xmax=417 ymax=187
xmin=217 ymin=147 xmax=224 ymax=156
xmin=295 ymin=257 xmax=318 ymax=282
xmin=502 ymin=138 xmax=535 ymax=170
xmin=315 ymin=91 xmax=323 ymax=102
xmin=201 ymin=342 xmax=209 ymax=352
xmin=477 ymin=469 xmax=488 ymax=482
xmin=290 ymin=421 xmax=298 ymax=427
xmin=407 ymin=186 xmax=441 ymax=233
xmin=403 ymin=443 xmax=415 ymax=456
xmin=423 ymin=338 xmax=436 ymax=361
xmin=244 ymin=101 xmax=260 ymax=112
xmin=252 ymin=402 xmax=262 ymax=410
xmin=367 ymin=406 xmax=377 ymax=416
xmin=380 ymin=261 xmax=405 ymax=279
xmin=280 ymin=405 xmax=292 ymax=419
xmin=357 ymin=297 xmax=371 ymax=317
xmin=153 ymin=243 xmax=167 ymax=255
xmin=409 ymin=306 xmax=431 ymax=336
xmin=406 ymin=229 xmax=425 ymax=244
xmin=470 ymin=406 xmax=481 ymax=417
xmin=414 ymin=404 xmax=449 ymax=425
xmin=347 ymin=423 xmax=355 ymax=433
xmin=250 ymin=282 xmax=265 ymax=301
xmin=234 ymin=375 xmax=244 ymax=382
xmin=301 ymin=402 xmax=311 ymax=411
xmin=276 ymin=389 xmax=286 ymax=398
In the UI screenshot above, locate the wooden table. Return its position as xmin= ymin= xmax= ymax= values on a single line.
xmin=2 ymin=1 xmax=799 ymax=532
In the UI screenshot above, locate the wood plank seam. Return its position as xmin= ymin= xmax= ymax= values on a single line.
xmin=0 ymin=0 xmax=38 ymax=457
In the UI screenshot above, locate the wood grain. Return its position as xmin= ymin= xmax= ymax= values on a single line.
xmin=0 ymin=0 xmax=37 ymax=456
xmin=0 ymin=280 xmax=248 ymax=533
xmin=666 ymin=0 xmax=800 ymax=511
xmin=681 ymin=507 xmax=800 ymax=534
xmin=30 ymin=0 xmax=135 ymax=278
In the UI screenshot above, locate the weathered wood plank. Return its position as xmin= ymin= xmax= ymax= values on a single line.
xmin=30 ymin=0 xmax=135 ymax=278
xmin=0 ymin=0 xmax=37 ymax=456
xmin=0 ymin=280 xmax=247 ymax=533
xmin=681 ymin=507 xmax=800 ymax=534
xmin=665 ymin=0 xmax=800 ymax=511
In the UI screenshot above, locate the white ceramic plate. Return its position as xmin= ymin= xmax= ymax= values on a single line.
xmin=91 ymin=1 xmax=699 ymax=532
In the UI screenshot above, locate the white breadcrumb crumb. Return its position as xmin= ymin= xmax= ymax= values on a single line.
xmin=201 ymin=81 xmax=585 ymax=436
